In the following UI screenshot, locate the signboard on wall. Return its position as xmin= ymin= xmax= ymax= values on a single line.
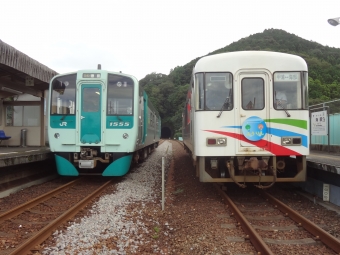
xmin=25 ymin=76 xmax=34 ymax=86
xmin=311 ymin=110 xmax=328 ymax=135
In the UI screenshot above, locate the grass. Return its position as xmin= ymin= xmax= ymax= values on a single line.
xmin=152 ymin=226 xmax=161 ymax=239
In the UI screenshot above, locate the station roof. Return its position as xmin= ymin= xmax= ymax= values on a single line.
xmin=0 ymin=39 xmax=58 ymax=98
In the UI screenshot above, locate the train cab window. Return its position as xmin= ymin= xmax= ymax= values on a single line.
xmin=107 ymin=74 xmax=134 ymax=115
xmin=204 ymin=73 xmax=233 ymax=111
xmin=83 ymin=88 xmax=100 ymax=112
xmin=241 ymin=78 xmax=264 ymax=110
xmin=50 ymin=74 xmax=77 ymax=115
xmin=274 ymin=72 xmax=302 ymax=110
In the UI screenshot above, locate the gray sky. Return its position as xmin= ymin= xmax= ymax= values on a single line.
xmin=1 ymin=0 xmax=340 ymax=80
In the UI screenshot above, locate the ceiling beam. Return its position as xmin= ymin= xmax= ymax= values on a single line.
xmin=0 ymin=78 xmax=43 ymax=97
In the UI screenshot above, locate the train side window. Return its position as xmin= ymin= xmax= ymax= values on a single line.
xmin=50 ymin=74 xmax=77 ymax=115
xmin=241 ymin=78 xmax=264 ymax=110
xmin=273 ymin=72 xmax=301 ymax=110
xmin=302 ymin=72 xmax=308 ymax=109
xmin=195 ymin=73 xmax=204 ymax=110
xmin=107 ymin=74 xmax=134 ymax=115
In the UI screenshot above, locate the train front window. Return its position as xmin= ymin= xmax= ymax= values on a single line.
xmin=241 ymin=78 xmax=264 ymax=110
xmin=205 ymin=73 xmax=233 ymax=111
xmin=107 ymin=74 xmax=134 ymax=115
xmin=50 ymin=74 xmax=76 ymax=115
xmin=274 ymin=72 xmax=302 ymax=110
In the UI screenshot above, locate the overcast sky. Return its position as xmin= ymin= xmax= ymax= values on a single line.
xmin=1 ymin=0 xmax=340 ymax=80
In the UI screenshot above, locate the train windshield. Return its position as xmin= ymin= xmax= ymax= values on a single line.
xmin=50 ymin=74 xmax=77 ymax=115
xmin=107 ymin=74 xmax=134 ymax=115
xmin=203 ymin=73 xmax=233 ymax=111
xmin=273 ymin=72 xmax=303 ymax=110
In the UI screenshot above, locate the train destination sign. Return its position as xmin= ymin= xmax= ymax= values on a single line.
xmin=83 ymin=73 xmax=101 ymax=78
xmin=274 ymin=72 xmax=299 ymax=82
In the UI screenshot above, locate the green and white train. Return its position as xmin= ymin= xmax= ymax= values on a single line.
xmin=48 ymin=67 xmax=161 ymax=176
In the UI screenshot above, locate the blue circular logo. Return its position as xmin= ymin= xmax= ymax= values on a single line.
xmin=241 ymin=116 xmax=267 ymax=141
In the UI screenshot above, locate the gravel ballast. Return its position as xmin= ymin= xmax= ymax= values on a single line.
xmin=43 ymin=141 xmax=173 ymax=255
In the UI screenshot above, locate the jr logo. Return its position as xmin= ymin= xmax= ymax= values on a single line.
xmin=60 ymin=122 xmax=67 ymax=127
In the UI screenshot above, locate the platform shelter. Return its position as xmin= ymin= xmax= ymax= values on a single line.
xmin=0 ymin=39 xmax=58 ymax=147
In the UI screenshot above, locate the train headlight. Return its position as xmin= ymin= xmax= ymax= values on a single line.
xmin=206 ymin=137 xmax=227 ymax=146
xmin=281 ymin=137 xmax=301 ymax=146
xmin=217 ymin=138 xmax=226 ymax=145
xmin=123 ymin=133 xmax=129 ymax=139
xmin=282 ymin=137 xmax=292 ymax=145
xmin=54 ymin=133 xmax=60 ymax=139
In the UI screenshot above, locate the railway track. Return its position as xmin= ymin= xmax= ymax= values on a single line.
xmin=1 ymin=141 xmax=339 ymax=254
xmin=214 ymin=184 xmax=340 ymax=255
xmin=0 ymin=177 xmax=114 ymax=255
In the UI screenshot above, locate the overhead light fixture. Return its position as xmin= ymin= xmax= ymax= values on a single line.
xmin=328 ymin=17 xmax=340 ymax=26
xmin=1 ymin=87 xmax=23 ymax=94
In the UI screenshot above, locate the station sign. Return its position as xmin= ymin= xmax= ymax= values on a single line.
xmin=311 ymin=110 xmax=328 ymax=136
xmin=323 ymin=183 xmax=330 ymax=201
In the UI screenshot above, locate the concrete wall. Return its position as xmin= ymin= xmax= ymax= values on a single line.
xmin=295 ymin=177 xmax=340 ymax=207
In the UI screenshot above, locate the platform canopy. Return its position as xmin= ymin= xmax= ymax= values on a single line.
xmin=0 ymin=39 xmax=58 ymax=98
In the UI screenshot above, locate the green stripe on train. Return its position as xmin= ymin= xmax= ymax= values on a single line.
xmin=264 ymin=119 xmax=307 ymax=129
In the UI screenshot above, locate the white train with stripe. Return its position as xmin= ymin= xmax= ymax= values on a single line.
xmin=183 ymin=51 xmax=309 ymax=188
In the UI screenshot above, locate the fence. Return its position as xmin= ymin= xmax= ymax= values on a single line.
xmin=309 ymin=99 xmax=340 ymax=152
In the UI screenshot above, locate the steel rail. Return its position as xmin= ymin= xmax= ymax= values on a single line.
xmin=0 ymin=178 xmax=81 ymax=222
xmin=9 ymin=179 xmax=113 ymax=255
xmin=262 ymin=191 xmax=340 ymax=254
xmin=214 ymin=184 xmax=274 ymax=255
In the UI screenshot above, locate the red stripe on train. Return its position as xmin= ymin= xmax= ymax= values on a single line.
xmin=204 ymin=130 xmax=302 ymax=156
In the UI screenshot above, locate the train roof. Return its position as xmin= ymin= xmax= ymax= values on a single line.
xmin=51 ymin=69 xmax=139 ymax=83
xmin=194 ymin=51 xmax=308 ymax=73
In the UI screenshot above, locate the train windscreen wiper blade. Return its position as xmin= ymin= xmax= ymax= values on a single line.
xmin=277 ymin=100 xmax=291 ymax=117
xmin=60 ymin=114 xmax=69 ymax=121
xmin=217 ymin=97 xmax=230 ymax=118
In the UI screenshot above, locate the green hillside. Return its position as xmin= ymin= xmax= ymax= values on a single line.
xmin=140 ymin=29 xmax=340 ymax=138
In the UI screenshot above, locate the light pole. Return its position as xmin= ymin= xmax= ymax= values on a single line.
xmin=328 ymin=17 xmax=340 ymax=26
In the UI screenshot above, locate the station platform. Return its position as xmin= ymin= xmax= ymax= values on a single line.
xmin=307 ymin=150 xmax=340 ymax=174
xmin=0 ymin=146 xmax=56 ymax=198
xmin=0 ymin=146 xmax=52 ymax=168
xmin=297 ymin=149 xmax=340 ymax=208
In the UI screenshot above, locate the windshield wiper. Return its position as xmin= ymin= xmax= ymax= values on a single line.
xmin=277 ymin=100 xmax=291 ymax=117
xmin=60 ymin=114 xmax=69 ymax=121
xmin=217 ymin=97 xmax=230 ymax=118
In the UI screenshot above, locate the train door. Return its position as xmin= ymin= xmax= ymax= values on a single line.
xmin=236 ymin=71 xmax=270 ymax=153
xmin=80 ymin=84 xmax=102 ymax=144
